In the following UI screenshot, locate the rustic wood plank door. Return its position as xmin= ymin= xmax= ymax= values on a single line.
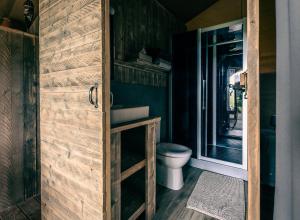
xmin=39 ymin=0 xmax=109 ymax=219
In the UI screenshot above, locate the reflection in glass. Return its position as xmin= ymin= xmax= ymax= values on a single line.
xmin=216 ymin=24 xmax=243 ymax=43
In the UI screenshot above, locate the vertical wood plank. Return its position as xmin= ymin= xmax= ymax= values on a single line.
xmin=0 ymin=29 xmax=38 ymax=213
xmin=0 ymin=30 xmax=14 ymax=211
xmin=110 ymin=132 xmax=121 ymax=220
xmin=247 ymin=0 xmax=260 ymax=219
xmin=103 ymin=0 xmax=111 ymax=219
xmin=10 ymin=32 xmax=25 ymax=204
xmin=23 ymin=36 xmax=38 ymax=199
xmin=35 ymin=36 xmax=41 ymax=196
xmin=145 ymin=123 xmax=156 ymax=220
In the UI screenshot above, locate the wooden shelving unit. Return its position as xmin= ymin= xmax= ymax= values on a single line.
xmin=121 ymin=159 xmax=146 ymax=181
xmin=121 ymin=147 xmax=145 ymax=172
xmin=114 ymin=59 xmax=170 ymax=74
xmin=111 ymin=117 xmax=160 ymax=220
xmin=122 ymin=169 xmax=146 ymax=220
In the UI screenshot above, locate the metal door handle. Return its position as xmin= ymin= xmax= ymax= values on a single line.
xmin=202 ymin=80 xmax=207 ymax=110
xmin=89 ymin=83 xmax=98 ymax=108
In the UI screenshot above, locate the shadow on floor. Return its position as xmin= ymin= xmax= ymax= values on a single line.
xmin=0 ymin=196 xmax=40 ymax=220
xmin=0 ymin=167 xmax=274 ymax=220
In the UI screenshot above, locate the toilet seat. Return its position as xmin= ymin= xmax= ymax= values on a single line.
xmin=157 ymin=143 xmax=192 ymax=158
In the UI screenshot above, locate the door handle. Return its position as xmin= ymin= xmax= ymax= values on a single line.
xmin=202 ymin=80 xmax=207 ymax=110
xmin=89 ymin=83 xmax=98 ymax=108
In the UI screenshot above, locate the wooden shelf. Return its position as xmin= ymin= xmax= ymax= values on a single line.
xmin=128 ymin=203 xmax=145 ymax=220
xmin=111 ymin=117 xmax=158 ymax=219
xmin=121 ymin=144 xmax=145 ymax=182
xmin=122 ymin=170 xmax=145 ymax=220
xmin=121 ymin=145 xmax=145 ymax=170
xmin=111 ymin=117 xmax=160 ymax=134
xmin=121 ymin=159 xmax=146 ymax=181
xmin=114 ymin=59 xmax=170 ymax=74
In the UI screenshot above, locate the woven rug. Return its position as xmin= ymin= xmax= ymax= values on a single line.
xmin=186 ymin=171 xmax=245 ymax=220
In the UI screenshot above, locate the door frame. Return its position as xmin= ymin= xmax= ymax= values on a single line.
xmin=196 ymin=18 xmax=248 ymax=171
xmin=103 ymin=0 xmax=111 ymax=220
xmin=247 ymin=0 xmax=260 ymax=219
xmin=102 ymin=0 xmax=260 ymax=219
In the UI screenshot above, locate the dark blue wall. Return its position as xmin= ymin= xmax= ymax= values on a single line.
xmin=110 ymin=0 xmax=186 ymax=143
xmin=111 ymin=81 xmax=169 ymax=142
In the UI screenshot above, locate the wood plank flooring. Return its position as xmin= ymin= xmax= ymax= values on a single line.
xmin=154 ymin=166 xmax=216 ymax=220
xmin=0 ymin=166 xmax=275 ymax=220
xmin=0 ymin=196 xmax=40 ymax=220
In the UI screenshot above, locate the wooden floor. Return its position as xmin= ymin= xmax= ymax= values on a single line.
xmin=0 ymin=196 xmax=40 ymax=220
xmin=0 ymin=166 xmax=274 ymax=220
xmin=154 ymin=166 xmax=216 ymax=220
xmin=0 ymin=167 xmax=222 ymax=220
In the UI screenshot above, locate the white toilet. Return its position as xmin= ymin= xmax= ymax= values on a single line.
xmin=156 ymin=123 xmax=192 ymax=190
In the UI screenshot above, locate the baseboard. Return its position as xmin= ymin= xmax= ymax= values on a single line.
xmin=189 ymin=158 xmax=248 ymax=180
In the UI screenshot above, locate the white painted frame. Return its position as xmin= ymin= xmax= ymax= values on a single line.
xmin=194 ymin=18 xmax=248 ymax=175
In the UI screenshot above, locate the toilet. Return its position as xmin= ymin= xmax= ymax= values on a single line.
xmin=156 ymin=123 xmax=192 ymax=190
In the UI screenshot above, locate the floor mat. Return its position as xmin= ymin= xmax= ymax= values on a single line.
xmin=186 ymin=171 xmax=245 ymax=220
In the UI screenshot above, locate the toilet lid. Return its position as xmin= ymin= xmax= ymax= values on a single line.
xmin=157 ymin=143 xmax=192 ymax=158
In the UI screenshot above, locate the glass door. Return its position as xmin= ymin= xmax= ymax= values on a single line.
xmin=198 ymin=19 xmax=247 ymax=170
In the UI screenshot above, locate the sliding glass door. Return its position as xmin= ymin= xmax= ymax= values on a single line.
xmin=198 ymin=19 xmax=247 ymax=170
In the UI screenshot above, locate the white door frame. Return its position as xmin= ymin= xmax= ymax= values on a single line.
xmin=192 ymin=18 xmax=248 ymax=179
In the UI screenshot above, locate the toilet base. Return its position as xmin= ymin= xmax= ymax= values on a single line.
xmin=157 ymin=163 xmax=184 ymax=190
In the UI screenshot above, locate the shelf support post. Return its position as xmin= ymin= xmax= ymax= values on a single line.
xmin=145 ymin=123 xmax=157 ymax=220
xmin=111 ymin=132 xmax=121 ymax=220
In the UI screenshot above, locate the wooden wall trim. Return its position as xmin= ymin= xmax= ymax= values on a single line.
xmin=113 ymin=61 xmax=168 ymax=88
xmin=247 ymin=0 xmax=260 ymax=219
xmin=0 ymin=26 xmax=37 ymax=38
xmin=103 ymin=0 xmax=111 ymax=219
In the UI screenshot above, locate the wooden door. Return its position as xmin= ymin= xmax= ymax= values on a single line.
xmin=39 ymin=0 xmax=110 ymax=219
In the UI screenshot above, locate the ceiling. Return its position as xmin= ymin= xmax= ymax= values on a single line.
xmin=0 ymin=0 xmax=215 ymax=26
xmin=157 ymin=0 xmax=217 ymax=22
xmin=0 ymin=0 xmax=39 ymax=25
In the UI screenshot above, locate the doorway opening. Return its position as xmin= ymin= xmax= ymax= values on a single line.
xmin=172 ymin=19 xmax=248 ymax=179
xmin=197 ymin=19 xmax=247 ymax=171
